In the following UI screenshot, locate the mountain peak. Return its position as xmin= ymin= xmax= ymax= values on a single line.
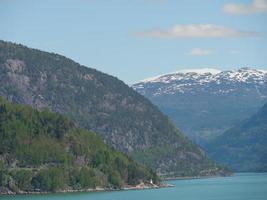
xmin=138 ymin=68 xmax=221 ymax=84
xmin=132 ymin=67 xmax=267 ymax=163
xmin=135 ymin=68 xmax=267 ymax=86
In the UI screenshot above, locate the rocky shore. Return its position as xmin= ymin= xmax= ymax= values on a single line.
xmin=0 ymin=182 xmax=173 ymax=195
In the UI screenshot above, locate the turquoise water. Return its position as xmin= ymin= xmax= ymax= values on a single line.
xmin=1 ymin=173 xmax=267 ymax=200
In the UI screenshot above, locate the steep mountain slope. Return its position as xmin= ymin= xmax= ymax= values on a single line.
xmin=0 ymin=40 xmax=228 ymax=177
xmin=133 ymin=68 xmax=267 ymax=145
xmin=0 ymin=97 xmax=158 ymax=194
xmin=205 ymin=102 xmax=267 ymax=172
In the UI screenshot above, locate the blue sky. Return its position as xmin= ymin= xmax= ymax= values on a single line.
xmin=0 ymin=0 xmax=267 ymax=83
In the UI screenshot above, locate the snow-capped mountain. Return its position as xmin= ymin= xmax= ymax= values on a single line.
xmin=132 ymin=68 xmax=267 ymax=145
xmin=133 ymin=68 xmax=267 ymax=97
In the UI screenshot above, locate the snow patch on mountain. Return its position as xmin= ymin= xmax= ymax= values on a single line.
xmin=133 ymin=68 xmax=267 ymax=96
xmin=138 ymin=68 xmax=221 ymax=84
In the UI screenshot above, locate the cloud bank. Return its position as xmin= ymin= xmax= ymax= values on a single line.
xmin=135 ymin=24 xmax=258 ymax=38
xmin=224 ymin=0 xmax=267 ymax=15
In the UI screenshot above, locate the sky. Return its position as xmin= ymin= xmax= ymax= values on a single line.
xmin=0 ymin=0 xmax=267 ymax=84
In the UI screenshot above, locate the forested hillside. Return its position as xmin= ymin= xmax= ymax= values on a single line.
xmin=205 ymin=103 xmax=267 ymax=172
xmin=0 ymin=97 xmax=158 ymax=194
xmin=0 ymin=40 xmax=229 ymax=177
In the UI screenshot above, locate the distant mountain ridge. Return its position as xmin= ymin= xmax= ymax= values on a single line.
xmin=0 ymin=40 xmax=228 ymax=177
xmin=134 ymin=68 xmax=267 ymax=96
xmin=133 ymin=68 xmax=267 ymax=145
xmin=138 ymin=68 xmax=222 ymax=84
xmin=205 ymin=102 xmax=267 ymax=172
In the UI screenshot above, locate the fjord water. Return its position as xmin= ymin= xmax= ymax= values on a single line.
xmin=1 ymin=173 xmax=266 ymax=200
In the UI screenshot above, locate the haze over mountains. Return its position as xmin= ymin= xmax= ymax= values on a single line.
xmin=133 ymin=67 xmax=267 ymax=172
xmin=206 ymin=102 xmax=267 ymax=172
xmin=0 ymin=40 xmax=229 ymax=178
xmin=133 ymin=68 xmax=267 ymax=145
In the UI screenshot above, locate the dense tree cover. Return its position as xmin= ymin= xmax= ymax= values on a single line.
xmin=0 ymin=40 xmax=229 ymax=177
xmin=0 ymin=97 xmax=158 ymax=193
xmin=206 ymin=103 xmax=267 ymax=172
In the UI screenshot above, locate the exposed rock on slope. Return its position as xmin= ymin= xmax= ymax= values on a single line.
xmin=0 ymin=40 xmax=229 ymax=177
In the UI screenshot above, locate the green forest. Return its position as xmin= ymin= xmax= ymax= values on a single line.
xmin=0 ymin=97 xmax=158 ymax=193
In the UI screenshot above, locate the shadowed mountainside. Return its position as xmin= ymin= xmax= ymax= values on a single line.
xmin=0 ymin=40 xmax=229 ymax=177
xmin=205 ymin=102 xmax=267 ymax=172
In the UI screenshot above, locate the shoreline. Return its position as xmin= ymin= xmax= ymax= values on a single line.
xmin=1 ymin=174 xmax=237 ymax=195
xmin=0 ymin=182 xmax=173 ymax=196
xmin=162 ymin=173 xmax=233 ymax=181
xmin=0 ymin=174 xmax=233 ymax=195
xmin=162 ymin=175 xmax=221 ymax=181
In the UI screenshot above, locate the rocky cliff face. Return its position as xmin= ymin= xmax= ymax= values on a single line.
xmin=0 ymin=40 xmax=229 ymax=177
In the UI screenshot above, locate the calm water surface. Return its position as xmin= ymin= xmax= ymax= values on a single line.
xmin=1 ymin=173 xmax=266 ymax=200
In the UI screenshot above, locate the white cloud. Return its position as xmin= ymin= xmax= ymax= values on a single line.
xmin=224 ymin=0 xmax=267 ymax=15
xmin=187 ymin=48 xmax=213 ymax=56
xmin=134 ymin=24 xmax=258 ymax=38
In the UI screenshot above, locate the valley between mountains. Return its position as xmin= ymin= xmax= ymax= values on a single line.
xmin=133 ymin=68 xmax=267 ymax=172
